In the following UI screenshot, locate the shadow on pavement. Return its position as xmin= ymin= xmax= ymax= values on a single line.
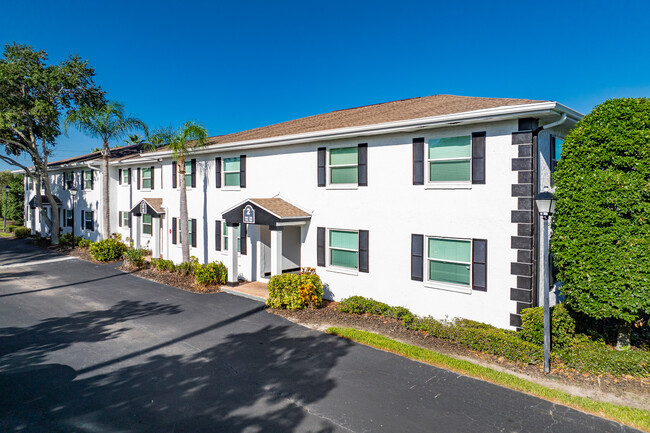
xmin=0 ymin=302 xmax=352 ymax=432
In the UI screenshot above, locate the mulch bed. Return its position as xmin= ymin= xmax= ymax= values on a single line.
xmin=120 ymin=264 xmax=221 ymax=294
xmin=269 ymin=301 xmax=650 ymax=411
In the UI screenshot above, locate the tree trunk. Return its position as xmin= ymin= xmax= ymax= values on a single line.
xmin=41 ymin=164 xmax=60 ymax=245
xmin=178 ymin=155 xmax=190 ymax=262
xmin=102 ymin=141 xmax=110 ymax=239
xmin=616 ymin=320 xmax=631 ymax=350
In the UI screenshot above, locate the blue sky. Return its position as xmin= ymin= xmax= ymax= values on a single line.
xmin=1 ymin=0 xmax=649 ymax=170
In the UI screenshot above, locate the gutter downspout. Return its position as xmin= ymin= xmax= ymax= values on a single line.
xmin=531 ymin=113 xmax=568 ymax=307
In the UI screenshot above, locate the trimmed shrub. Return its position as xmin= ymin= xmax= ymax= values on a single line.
xmin=154 ymin=258 xmax=176 ymax=272
xmin=520 ymin=304 xmax=576 ymax=348
xmin=14 ymin=227 xmax=31 ymax=238
xmin=77 ymin=238 xmax=91 ymax=248
xmin=266 ymin=270 xmax=323 ymax=310
xmin=123 ymin=248 xmax=146 ymax=268
xmin=59 ymin=233 xmax=85 ymax=247
xmin=176 ymin=261 xmax=195 ymax=276
xmin=558 ymin=339 xmax=650 ymax=377
xmin=338 ymin=296 xmax=414 ymax=322
xmin=194 ymin=261 xmax=228 ymax=286
xmin=90 ymin=238 xmax=127 ymax=261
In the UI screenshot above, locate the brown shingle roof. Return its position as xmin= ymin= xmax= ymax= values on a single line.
xmin=250 ymin=198 xmax=310 ymax=218
xmin=201 ymin=94 xmax=545 ymax=147
xmin=143 ymin=198 xmax=164 ymax=214
xmin=48 ymin=143 xmax=146 ymax=167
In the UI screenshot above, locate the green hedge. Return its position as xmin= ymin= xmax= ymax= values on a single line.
xmin=266 ymin=270 xmax=323 ymax=310
xmin=338 ymin=296 xmax=415 ymax=322
xmin=520 ymin=304 xmax=576 ymax=348
xmin=14 ymin=227 xmax=31 ymax=238
xmin=89 ymin=238 xmax=127 ymax=261
xmin=194 ymin=261 xmax=227 ymax=286
xmin=123 ymin=248 xmax=146 ymax=268
xmin=558 ymin=339 xmax=650 ymax=377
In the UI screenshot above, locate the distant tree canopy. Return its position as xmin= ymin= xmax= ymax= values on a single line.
xmin=0 ymin=171 xmax=25 ymax=224
xmin=552 ymin=98 xmax=650 ymax=333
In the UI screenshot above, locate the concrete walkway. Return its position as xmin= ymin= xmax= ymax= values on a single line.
xmin=0 ymin=237 xmax=641 ymax=432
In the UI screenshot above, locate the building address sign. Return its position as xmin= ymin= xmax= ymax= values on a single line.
xmin=243 ymin=204 xmax=255 ymax=224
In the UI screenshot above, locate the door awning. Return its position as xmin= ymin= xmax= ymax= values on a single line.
xmin=131 ymin=198 xmax=165 ymax=217
xmin=29 ymin=195 xmax=62 ymax=208
xmin=222 ymin=197 xmax=311 ymax=226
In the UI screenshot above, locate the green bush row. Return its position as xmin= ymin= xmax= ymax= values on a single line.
xmin=151 ymin=257 xmax=227 ymax=287
xmin=123 ymin=248 xmax=146 ymax=268
xmin=266 ymin=269 xmax=323 ymax=310
xmin=14 ymin=227 xmax=31 ymax=238
xmin=520 ymin=304 xmax=576 ymax=348
xmin=557 ymin=339 xmax=650 ymax=378
xmin=89 ymin=238 xmax=128 ymax=262
xmin=338 ymin=296 xmax=415 ymax=322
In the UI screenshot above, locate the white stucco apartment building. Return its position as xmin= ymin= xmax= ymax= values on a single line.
xmin=24 ymin=95 xmax=582 ymax=329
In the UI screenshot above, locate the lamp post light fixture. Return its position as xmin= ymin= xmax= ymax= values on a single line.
xmin=534 ymin=186 xmax=557 ymax=374
xmin=70 ymin=188 xmax=78 ymax=249
xmin=3 ymin=185 xmax=9 ymax=232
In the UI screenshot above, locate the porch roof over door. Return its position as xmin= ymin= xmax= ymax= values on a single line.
xmin=222 ymin=197 xmax=311 ymax=226
xmin=130 ymin=198 xmax=165 ymax=217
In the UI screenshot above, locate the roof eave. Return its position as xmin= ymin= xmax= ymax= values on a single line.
xmin=134 ymin=102 xmax=582 ymax=161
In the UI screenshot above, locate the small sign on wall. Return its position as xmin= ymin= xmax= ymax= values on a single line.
xmin=140 ymin=202 xmax=147 ymax=214
xmin=243 ymin=204 xmax=255 ymax=224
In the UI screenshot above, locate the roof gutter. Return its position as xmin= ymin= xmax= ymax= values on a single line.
xmin=131 ymin=102 xmax=583 ymax=161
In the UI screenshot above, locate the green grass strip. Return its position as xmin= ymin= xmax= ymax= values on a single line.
xmin=327 ymin=327 xmax=650 ymax=432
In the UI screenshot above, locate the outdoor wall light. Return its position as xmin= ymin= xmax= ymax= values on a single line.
xmin=534 ymin=186 xmax=557 ymax=220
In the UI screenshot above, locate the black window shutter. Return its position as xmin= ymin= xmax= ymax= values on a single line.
xmin=118 ymin=169 xmax=122 ymax=185
xmin=240 ymin=223 xmax=247 ymax=255
xmin=81 ymin=170 xmax=85 ymax=189
xmin=191 ymin=159 xmax=196 ymax=188
xmin=172 ymin=217 xmax=177 ymax=244
xmin=90 ymin=211 xmax=95 ymax=231
xmin=317 ymin=227 xmax=326 ymax=267
xmin=137 ymin=168 xmax=141 ymax=190
xmin=151 ymin=166 xmax=155 ymax=190
xmin=128 ymin=168 xmax=131 ymax=185
xmin=358 ymin=143 xmax=368 ymax=187
xmin=91 ymin=171 xmax=94 ymax=190
xmin=411 ymin=234 xmax=424 ymax=281
xmin=118 ymin=212 xmax=122 ymax=227
xmin=215 ymin=220 xmax=221 ymax=251
xmin=550 ymin=136 xmax=557 ymax=179
xmin=472 ymin=239 xmax=488 ymax=291
xmin=472 ymin=132 xmax=486 ymax=184
xmin=359 ymin=229 xmax=369 ymax=273
xmin=81 ymin=210 xmax=85 ymax=229
xmin=128 ymin=212 xmax=132 ymax=228
xmin=413 ymin=138 xmax=424 ymax=185
xmin=240 ymin=155 xmax=246 ymax=188
xmin=317 ymin=147 xmax=326 ymax=187
xmin=172 ymin=162 xmax=177 ymax=188
xmin=215 ymin=157 xmax=221 ymax=188
xmin=191 ymin=218 xmax=197 ymax=247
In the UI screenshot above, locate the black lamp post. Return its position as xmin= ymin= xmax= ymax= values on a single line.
xmin=70 ymin=188 xmax=78 ymax=249
xmin=3 ymin=185 xmax=9 ymax=232
xmin=534 ymin=186 xmax=557 ymax=374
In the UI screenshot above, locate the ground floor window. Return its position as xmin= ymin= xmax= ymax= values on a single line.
xmin=84 ymin=211 xmax=94 ymax=231
xmin=427 ymin=237 xmax=471 ymax=286
xmin=66 ymin=210 xmax=73 ymax=227
xmin=221 ymin=221 xmax=241 ymax=252
xmin=329 ymin=229 xmax=359 ymax=269
xmin=121 ymin=211 xmax=130 ymax=228
xmin=142 ymin=214 xmax=152 ymax=235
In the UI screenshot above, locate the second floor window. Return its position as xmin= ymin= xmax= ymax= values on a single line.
xmin=84 ymin=171 xmax=93 ymax=190
xmin=122 ymin=169 xmax=130 ymax=184
xmin=65 ymin=172 xmax=74 ymax=189
xmin=185 ymin=161 xmax=192 ymax=187
xmin=142 ymin=168 xmax=152 ymax=189
xmin=329 ymin=147 xmax=358 ymax=185
xmin=223 ymin=157 xmax=240 ymax=187
xmin=428 ymin=136 xmax=471 ymax=183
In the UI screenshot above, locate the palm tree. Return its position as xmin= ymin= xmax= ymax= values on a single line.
xmin=148 ymin=121 xmax=208 ymax=262
xmin=123 ymin=133 xmax=146 ymax=146
xmin=64 ymin=102 xmax=147 ymax=239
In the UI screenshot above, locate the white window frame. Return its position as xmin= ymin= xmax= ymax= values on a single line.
xmin=141 ymin=167 xmax=152 ymax=190
xmin=327 ymin=146 xmax=358 ymax=189
xmin=83 ymin=170 xmax=93 ymax=190
xmin=425 ymin=135 xmax=472 ymax=189
xmin=220 ymin=220 xmax=242 ymax=254
xmin=184 ymin=161 xmax=193 ymax=189
xmin=142 ymin=214 xmax=152 ymax=236
xmin=425 ymin=236 xmax=472 ymax=294
xmin=65 ymin=172 xmax=74 ymax=190
xmin=222 ymin=157 xmax=241 ymax=189
xmin=121 ymin=169 xmax=130 ymax=185
xmin=326 ymin=228 xmax=359 ymax=275
xmin=84 ymin=211 xmax=94 ymax=231
xmin=121 ymin=211 xmax=130 ymax=228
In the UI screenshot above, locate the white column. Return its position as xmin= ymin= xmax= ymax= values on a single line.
xmin=227 ymin=223 xmax=239 ymax=285
xmin=152 ymin=217 xmax=161 ymax=259
xmin=134 ymin=215 xmax=141 ymax=249
xmin=270 ymin=226 xmax=283 ymax=276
